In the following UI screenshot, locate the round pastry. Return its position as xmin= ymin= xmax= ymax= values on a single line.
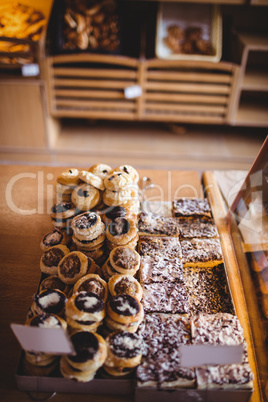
xmin=23 ymin=356 xmax=59 ymax=376
xmin=60 ymin=355 xmax=96 ymax=382
xmin=71 ymin=211 xmax=105 ymax=239
xmin=109 ymin=246 xmax=140 ymax=275
xmin=57 ymin=168 xmax=80 ymax=187
xmin=108 ymin=274 xmax=143 ymax=301
xmin=25 ymin=350 xmax=58 ymax=367
xmin=104 ymin=205 xmax=128 ymax=221
xmin=40 ymin=229 xmax=68 ymax=251
xmin=73 ymin=274 xmax=108 ymax=302
xmin=106 ymin=217 xmax=138 ymax=246
xmin=88 ymin=163 xmax=113 ymax=180
xmin=27 ymin=312 xmax=67 ymax=330
xmin=121 ymin=197 xmax=140 ymax=213
xmin=40 ymin=245 xmax=70 ymax=275
xmin=66 ymin=315 xmax=102 ymax=333
xmin=39 ymin=275 xmax=72 ymax=297
xmin=114 ymin=165 xmax=139 ymax=184
xmin=103 ymin=188 xmax=133 ymax=207
xmin=58 ymin=251 xmax=88 ymax=285
xmin=82 ymin=246 xmax=106 ymax=264
xmin=107 ymin=294 xmax=143 ymax=324
xmin=104 ymin=171 xmax=133 ymax=191
xmin=50 ymin=201 xmax=77 ymax=220
xmin=71 ymin=183 xmax=100 ymax=212
xmin=65 ymin=291 xmax=105 ymax=323
xmin=102 ymin=364 xmax=135 ymax=377
xmin=55 ymin=182 xmax=75 ymax=195
xmin=104 ymin=314 xmax=143 ymax=333
xmin=32 ymin=289 xmax=67 ymax=317
xmin=72 ymin=232 xmax=105 ymax=251
xmin=105 ymin=331 xmax=143 ymax=368
xmin=79 ymin=170 xmax=105 ymax=191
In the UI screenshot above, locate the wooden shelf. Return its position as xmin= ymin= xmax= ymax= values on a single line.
xmin=242 ymin=68 xmax=268 ymax=91
xmin=233 ymin=98 xmax=268 ymax=127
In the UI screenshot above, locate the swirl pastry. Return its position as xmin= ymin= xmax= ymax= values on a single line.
xmin=71 ymin=183 xmax=100 ymax=212
xmin=40 ymin=229 xmax=67 ymax=251
xmin=104 ymin=171 xmax=133 ymax=191
xmin=88 ymin=163 xmax=113 ymax=180
xmin=57 ymin=168 xmax=80 ymax=187
xmin=31 ymin=289 xmax=67 ymax=317
xmin=107 ymin=294 xmax=143 ymax=325
xmin=108 ymin=274 xmax=143 ymax=301
xmin=60 ymin=331 xmax=107 ymax=382
xmin=40 ymin=245 xmax=69 ymax=275
xmin=58 ymin=251 xmax=88 ymax=285
xmin=106 ymin=217 xmax=138 ymax=246
xmin=103 ymin=188 xmax=133 ymax=207
xmin=105 ymin=331 xmax=143 ymax=369
xmin=79 ymin=170 xmax=105 ymax=191
xmin=114 ymin=165 xmax=139 ymax=184
xmin=50 ymin=201 xmax=77 ymax=220
xmin=39 ymin=275 xmax=72 ymax=297
xmin=109 ymin=246 xmax=140 ymax=275
xmin=73 ymin=274 xmax=108 ymax=302
xmin=71 ymin=211 xmax=105 ymax=239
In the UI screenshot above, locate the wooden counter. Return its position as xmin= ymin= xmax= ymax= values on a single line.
xmin=0 ymin=165 xmax=261 ymax=401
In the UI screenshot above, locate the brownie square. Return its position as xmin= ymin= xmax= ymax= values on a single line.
xmin=178 ymin=217 xmax=219 ymax=239
xmin=195 ymin=364 xmax=254 ymax=389
xmin=137 ymin=313 xmax=195 ymax=389
xmin=139 ymin=255 xmax=184 ymax=284
xmin=184 ymin=265 xmax=234 ymax=315
xmin=141 ymin=282 xmax=189 ymax=314
xmin=138 ymin=212 xmax=179 ymax=237
xmin=181 ymin=238 xmax=223 ymax=267
xmin=173 ymin=198 xmax=212 ymax=218
xmin=138 ymin=236 xmax=182 ymax=260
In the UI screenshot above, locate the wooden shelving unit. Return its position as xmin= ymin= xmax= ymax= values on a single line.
xmin=230 ymin=32 xmax=268 ymax=127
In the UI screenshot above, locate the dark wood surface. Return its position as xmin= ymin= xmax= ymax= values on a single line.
xmin=0 ymin=165 xmax=202 ymax=401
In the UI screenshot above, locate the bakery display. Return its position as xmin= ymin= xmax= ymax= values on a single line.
xmin=16 ymin=163 xmax=254 ymax=398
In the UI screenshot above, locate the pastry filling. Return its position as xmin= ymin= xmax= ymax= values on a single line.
xmin=110 ymin=332 xmax=143 ymax=358
xmin=35 ymin=289 xmax=66 ymax=314
xmin=51 ymin=202 xmax=73 ymax=214
xmin=114 ymin=278 xmax=137 ymax=296
xmin=78 ymin=188 xmax=90 ymax=198
xmin=112 ymin=247 xmax=137 ymax=269
xmin=59 ymin=254 xmax=81 ymax=278
xmin=109 ymin=218 xmax=130 ymax=236
xmin=30 ymin=313 xmax=62 ymax=328
xmin=74 ymin=212 xmax=98 ymax=229
xmin=77 ymin=279 xmax=105 ymax=298
xmin=43 ymin=230 xmax=63 ymax=247
xmin=42 ymin=248 xmax=65 ymax=267
xmin=75 ymin=291 xmax=104 ymax=313
xmin=110 ymin=294 xmax=140 ymax=316
xmin=105 ymin=206 xmax=127 ymax=220
xmin=69 ymin=331 xmax=99 ymax=363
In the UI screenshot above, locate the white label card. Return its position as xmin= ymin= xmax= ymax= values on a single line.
xmin=11 ymin=324 xmax=75 ymax=355
xmin=179 ymin=344 xmax=244 ymax=367
xmin=21 ymin=63 xmax=40 ymax=77
xmin=124 ymin=85 xmax=142 ymax=99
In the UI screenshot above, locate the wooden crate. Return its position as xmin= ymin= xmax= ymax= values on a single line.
xmin=46 ymin=54 xmax=238 ymax=124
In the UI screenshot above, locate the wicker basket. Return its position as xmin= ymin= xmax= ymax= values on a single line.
xmin=155 ymin=2 xmax=222 ymax=63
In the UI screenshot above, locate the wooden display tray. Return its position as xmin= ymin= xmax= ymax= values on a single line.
xmin=12 ymin=167 xmax=260 ymax=401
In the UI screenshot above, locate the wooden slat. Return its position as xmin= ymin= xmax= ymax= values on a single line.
xmin=147 ymin=70 xmax=232 ymax=84
xmin=145 ymin=102 xmax=226 ymax=114
xmin=52 ymin=67 xmax=137 ymax=80
xmin=51 ymin=109 xmax=135 ymax=120
xmin=142 ymin=113 xmax=225 ymax=124
xmin=48 ymin=54 xmax=139 ymax=68
xmin=54 ymin=89 xmax=124 ymax=99
xmin=53 ymin=78 xmax=134 ymax=89
xmin=145 ymin=81 xmax=231 ymax=94
xmin=55 ymin=99 xmax=136 ymax=110
xmin=147 ymin=58 xmax=235 ymax=72
xmin=145 ymin=92 xmax=228 ymax=104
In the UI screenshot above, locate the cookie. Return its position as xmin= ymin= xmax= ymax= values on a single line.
xmin=108 ymin=274 xmax=143 ymax=301
xmin=71 ymin=211 xmax=105 ymax=239
xmin=114 ymin=165 xmax=139 ymax=184
xmin=50 ymin=202 xmax=77 ymax=220
xmin=71 ymin=183 xmax=100 ymax=212
xmin=31 ymin=289 xmax=67 ymax=317
xmin=79 ymin=170 xmax=105 ymax=191
xmin=107 ymin=294 xmax=143 ymax=325
xmin=109 ymin=246 xmax=140 ymax=275
xmin=73 ymin=273 xmax=108 ymax=302
xmin=103 ymin=188 xmax=133 ymax=207
xmin=105 ymin=331 xmax=143 ymax=369
xmin=58 ymin=251 xmax=89 ymax=285
xmin=40 ymin=229 xmax=67 ymax=251
xmin=88 ymin=163 xmax=113 ymax=180
xmin=39 ymin=275 xmax=72 ymax=297
xmin=66 ymin=291 xmax=106 ymax=324
xmin=57 ymin=168 xmax=80 ymax=187
xmin=106 ymin=217 xmax=138 ymax=246
xmin=104 ymin=171 xmax=133 ymax=191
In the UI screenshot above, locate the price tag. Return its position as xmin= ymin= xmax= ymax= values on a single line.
xmin=124 ymin=85 xmax=142 ymax=99
xmin=21 ymin=63 xmax=40 ymax=77
xmin=11 ymin=323 xmax=75 ymax=355
xmin=179 ymin=344 xmax=244 ymax=367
